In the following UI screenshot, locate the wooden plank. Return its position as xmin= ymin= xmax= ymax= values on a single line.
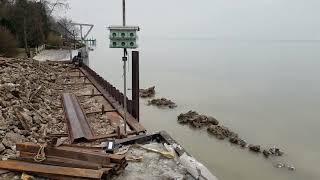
xmin=0 ymin=160 xmax=104 ymax=179
xmin=55 ymin=146 xmax=125 ymax=164
xmin=16 ymin=143 xmax=110 ymax=165
xmin=18 ymin=152 xmax=102 ymax=170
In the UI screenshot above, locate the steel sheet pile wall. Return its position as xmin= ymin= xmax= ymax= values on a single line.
xmin=82 ymin=64 xmax=136 ymax=118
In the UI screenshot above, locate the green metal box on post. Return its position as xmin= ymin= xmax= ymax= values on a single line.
xmin=108 ymin=26 xmax=140 ymax=49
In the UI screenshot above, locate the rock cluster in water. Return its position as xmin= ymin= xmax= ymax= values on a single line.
xmin=140 ymin=86 xmax=155 ymax=98
xmin=0 ymin=57 xmax=68 ymax=160
xmin=178 ymin=111 xmax=218 ymax=127
xmin=148 ymin=98 xmax=177 ymax=109
xmin=140 ymin=86 xmax=177 ymax=109
xmin=177 ymin=110 xmax=290 ymax=168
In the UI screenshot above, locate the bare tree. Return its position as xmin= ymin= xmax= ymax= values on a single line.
xmin=37 ymin=0 xmax=69 ymax=16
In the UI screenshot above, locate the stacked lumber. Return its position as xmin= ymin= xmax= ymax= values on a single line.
xmin=0 ymin=143 xmax=127 ymax=179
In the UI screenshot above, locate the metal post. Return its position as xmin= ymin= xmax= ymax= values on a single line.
xmin=122 ymin=0 xmax=126 ymax=26
xmin=132 ymin=51 xmax=140 ymax=121
xmin=73 ymin=30 xmax=76 ymax=50
xmin=122 ymin=0 xmax=128 ymax=134
xmin=80 ymin=25 xmax=83 ymax=43
xmin=123 ymin=56 xmax=127 ymax=134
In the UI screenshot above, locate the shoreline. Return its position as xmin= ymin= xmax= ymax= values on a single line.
xmin=0 ymin=54 xmax=217 ymax=179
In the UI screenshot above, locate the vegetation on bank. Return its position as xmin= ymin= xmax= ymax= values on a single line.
xmin=0 ymin=0 xmax=71 ymax=57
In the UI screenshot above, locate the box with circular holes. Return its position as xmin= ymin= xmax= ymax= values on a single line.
xmin=108 ymin=26 xmax=140 ymax=49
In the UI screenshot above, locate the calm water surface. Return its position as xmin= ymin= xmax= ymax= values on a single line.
xmin=87 ymin=39 xmax=320 ymax=180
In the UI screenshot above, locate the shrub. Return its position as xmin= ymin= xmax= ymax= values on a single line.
xmin=46 ymin=32 xmax=63 ymax=48
xmin=0 ymin=27 xmax=18 ymax=57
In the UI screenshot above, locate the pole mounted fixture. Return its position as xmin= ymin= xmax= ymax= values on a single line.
xmin=107 ymin=0 xmax=140 ymax=135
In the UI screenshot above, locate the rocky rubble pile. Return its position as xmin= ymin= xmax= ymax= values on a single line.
xmin=0 ymin=57 xmax=70 ymax=160
xmin=178 ymin=111 xmax=218 ymax=127
xmin=148 ymin=98 xmax=177 ymax=109
xmin=140 ymin=86 xmax=178 ymax=109
xmin=177 ymin=110 xmax=290 ymax=169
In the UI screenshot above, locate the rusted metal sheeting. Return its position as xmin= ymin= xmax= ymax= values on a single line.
xmin=62 ymin=93 xmax=94 ymax=143
xmin=0 ymin=160 xmax=104 ymax=179
xmin=132 ymin=51 xmax=140 ymax=121
xmin=79 ymin=66 xmax=146 ymax=134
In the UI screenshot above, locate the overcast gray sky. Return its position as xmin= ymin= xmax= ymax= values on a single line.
xmin=62 ymin=0 xmax=320 ymax=40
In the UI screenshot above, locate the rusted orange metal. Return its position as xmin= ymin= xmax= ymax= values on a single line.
xmin=62 ymin=93 xmax=94 ymax=143
xmin=0 ymin=160 xmax=104 ymax=179
xmin=16 ymin=143 xmax=110 ymax=165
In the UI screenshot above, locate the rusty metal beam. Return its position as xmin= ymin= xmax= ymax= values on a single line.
xmin=61 ymin=82 xmax=92 ymax=86
xmin=0 ymin=160 xmax=104 ymax=179
xmin=85 ymin=109 xmax=117 ymax=115
xmin=132 ymin=51 xmax=140 ymax=121
xmin=62 ymin=93 xmax=94 ymax=143
xmin=77 ymin=94 xmax=103 ymax=97
xmin=63 ymin=75 xmax=87 ymax=78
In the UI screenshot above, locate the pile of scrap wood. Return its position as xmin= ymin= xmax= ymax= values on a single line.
xmin=0 ymin=143 xmax=127 ymax=179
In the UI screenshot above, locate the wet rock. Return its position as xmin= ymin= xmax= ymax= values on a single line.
xmin=178 ymin=111 xmax=219 ymax=128
xmin=207 ymin=116 xmax=219 ymax=125
xmin=239 ymin=139 xmax=247 ymax=148
xmin=248 ymin=144 xmax=261 ymax=153
xmin=148 ymin=98 xmax=177 ymax=109
xmin=207 ymin=125 xmax=236 ymax=140
xmin=269 ymin=147 xmax=284 ymax=156
xmin=229 ymin=137 xmax=240 ymax=144
xmin=287 ymin=165 xmax=295 ymax=171
xmin=263 ymin=149 xmax=271 ymax=158
xmin=140 ymin=86 xmax=155 ymax=98
xmin=177 ymin=111 xmax=198 ymax=124
xmin=275 ymin=162 xmax=285 ymax=168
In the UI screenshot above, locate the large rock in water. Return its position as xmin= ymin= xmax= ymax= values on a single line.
xmin=1 ymin=132 xmax=25 ymax=150
xmin=177 ymin=111 xmax=198 ymax=124
xmin=248 ymin=144 xmax=261 ymax=153
xmin=207 ymin=116 xmax=219 ymax=125
xmin=140 ymin=86 xmax=156 ymax=98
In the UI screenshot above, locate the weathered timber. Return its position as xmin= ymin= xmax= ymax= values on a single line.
xmin=16 ymin=143 xmax=110 ymax=165
xmin=0 ymin=160 xmax=104 ymax=179
xmin=18 ymin=151 xmax=102 ymax=170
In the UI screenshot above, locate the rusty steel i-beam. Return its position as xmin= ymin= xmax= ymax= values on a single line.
xmin=62 ymin=93 xmax=94 ymax=143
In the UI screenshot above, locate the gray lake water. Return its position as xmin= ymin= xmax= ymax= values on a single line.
xmin=88 ymin=39 xmax=320 ymax=180
xmin=65 ymin=1 xmax=320 ymax=179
